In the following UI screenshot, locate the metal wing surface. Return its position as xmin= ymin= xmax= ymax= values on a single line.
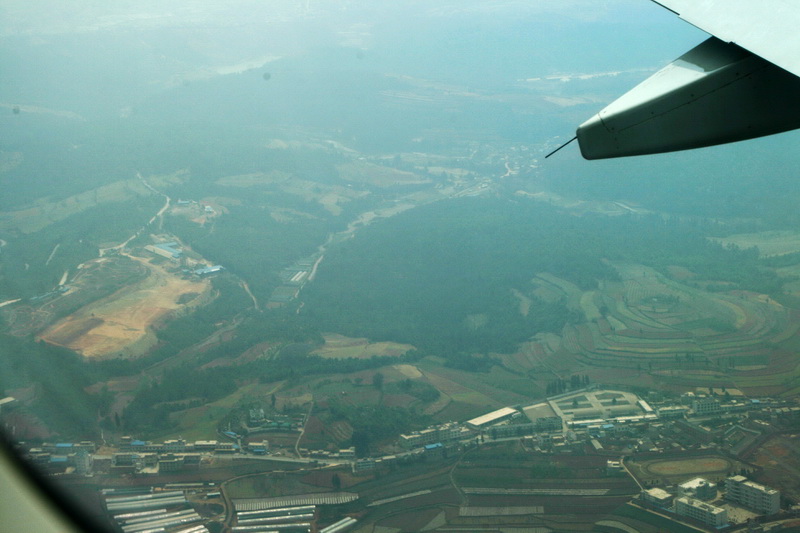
xmin=576 ymin=0 xmax=800 ymax=159
xmin=652 ymin=0 xmax=800 ymax=78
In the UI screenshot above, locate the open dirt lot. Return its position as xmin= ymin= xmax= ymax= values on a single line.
xmin=38 ymin=256 xmax=209 ymax=358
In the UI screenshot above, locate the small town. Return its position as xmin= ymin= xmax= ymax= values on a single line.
xmin=4 ymin=383 xmax=799 ymax=533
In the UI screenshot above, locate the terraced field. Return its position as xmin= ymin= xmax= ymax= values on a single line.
xmin=536 ymin=263 xmax=800 ymax=395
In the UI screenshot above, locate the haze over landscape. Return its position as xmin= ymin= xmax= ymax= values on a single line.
xmin=3 ymin=2 xmax=800 ymax=532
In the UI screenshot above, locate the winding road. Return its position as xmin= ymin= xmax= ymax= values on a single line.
xmin=99 ymin=172 xmax=171 ymax=257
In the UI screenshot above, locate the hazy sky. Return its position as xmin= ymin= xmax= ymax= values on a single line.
xmin=0 ymin=0 xmax=706 ymax=96
xmin=0 ymin=1 xmax=695 ymax=37
xmin=0 ymin=0 xmax=729 ymax=166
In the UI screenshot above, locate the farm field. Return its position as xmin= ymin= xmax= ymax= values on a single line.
xmin=37 ymin=255 xmax=210 ymax=358
xmin=311 ymin=334 xmax=414 ymax=359
xmin=0 ymin=178 xmax=153 ymax=234
xmin=0 ymin=171 xmax=184 ymax=234
xmin=527 ymin=262 xmax=800 ymax=397
xmin=421 ymin=363 xmax=538 ymax=407
xmin=351 ymin=443 xmax=640 ymax=532
xmin=215 ymin=169 xmax=370 ymax=217
xmin=335 ymin=161 xmax=429 ymax=188
xmin=156 ymin=382 xmax=284 ymax=443
xmin=712 ymin=230 xmax=800 ymax=257
xmin=225 ymin=470 xmax=331 ymax=500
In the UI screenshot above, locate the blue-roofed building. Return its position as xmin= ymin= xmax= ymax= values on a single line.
xmin=45 ymin=455 xmax=71 ymax=473
xmin=146 ymin=242 xmax=183 ymax=260
xmin=424 ymin=442 xmax=445 ymax=458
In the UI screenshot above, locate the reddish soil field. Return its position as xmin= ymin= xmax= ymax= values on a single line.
xmin=749 ymin=434 xmax=800 ymax=501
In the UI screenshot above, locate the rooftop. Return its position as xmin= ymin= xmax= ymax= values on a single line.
xmin=645 ymin=488 xmax=673 ymax=499
xmin=467 ymin=407 xmax=518 ymax=428
xmin=677 ymin=496 xmax=726 ymax=515
xmin=680 ymin=477 xmax=711 ymax=490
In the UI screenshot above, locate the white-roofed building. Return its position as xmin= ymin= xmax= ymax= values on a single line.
xmin=678 ymin=477 xmax=717 ymax=501
xmin=641 ymin=487 xmax=673 ymax=507
xmin=725 ymin=475 xmax=780 ymax=515
xmin=466 ymin=407 xmax=519 ymax=429
xmin=675 ymin=497 xmax=728 ymax=528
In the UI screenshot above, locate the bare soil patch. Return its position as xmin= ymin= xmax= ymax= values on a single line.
xmin=750 ymin=434 xmax=800 ymax=501
xmin=38 ymin=256 xmax=209 ymax=358
xmin=394 ymin=364 xmax=423 ymax=379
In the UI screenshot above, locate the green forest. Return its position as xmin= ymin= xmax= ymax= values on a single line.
xmin=300 ymin=196 xmax=779 ymax=356
xmin=165 ymin=202 xmax=334 ymax=303
xmin=0 ymin=195 xmax=163 ymax=299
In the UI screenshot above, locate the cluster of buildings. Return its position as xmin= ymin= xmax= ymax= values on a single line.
xmin=103 ymin=489 xmax=210 ymax=533
xmin=396 ymin=406 xmax=564 ymax=452
xmin=24 ymin=436 xmax=269 ymax=477
xmin=175 ymin=199 xmax=214 ymax=216
xmin=365 ymin=387 xmax=800 ymax=473
xmin=110 ymin=450 xmax=203 ymax=475
xmin=399 ymin=422 xmax=468 ymax=448
xmin=268 ymin=257 xmax=320 ymax=307
xmin=26 ymin=441 xmax=97 ymax=475
xmin=119 ymin=436 xmax=238 ymax=454
xmin=349 ymin=450 xmax=430 ymax=474
xmin=101 ymin=484 xmax=357 ymax=533
xmin=641 ymin=475 xmax=781 ymax=528
xmin=393 ymin=390 xmax=654 ymax=455
xmin=143 ymin=238 xmax=224 ymax=277
xmin=246 ymin=410 xmax=303 ymax=432
xmin=13 ymin=385 xmax=796 ymax=532
xmin=145 ymin=242 xmax=183 ymax=261
xmin=230 ymin=503 xmax=358 ymax=533
xmin=232 ymin=505 xmax=316 ymax=533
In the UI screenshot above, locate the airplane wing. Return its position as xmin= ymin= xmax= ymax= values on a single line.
xmin=651 ymin=0 xmax=800 ymax=77
xmin=577 ymin=0 xmax=800 ymax=159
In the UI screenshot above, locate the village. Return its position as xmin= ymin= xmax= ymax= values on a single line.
xmin=5 ymin=383 xmax=800 ymax=533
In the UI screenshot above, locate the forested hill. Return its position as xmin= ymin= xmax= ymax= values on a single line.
xmin=299 ymin=196 xmax=778 ymax=357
